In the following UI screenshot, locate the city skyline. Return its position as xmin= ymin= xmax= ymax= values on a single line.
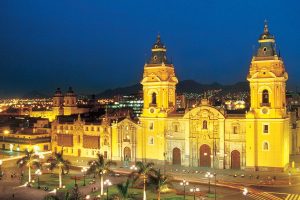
xmin=1 ymin=1 xmax=300 ymax=97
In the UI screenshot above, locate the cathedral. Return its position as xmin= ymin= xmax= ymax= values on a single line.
xmin=51 ymin=22 xmax=290 ymax=172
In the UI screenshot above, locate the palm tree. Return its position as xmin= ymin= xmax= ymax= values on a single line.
xmin=134 ymin=161 xmax=154 ymax=200
xmin=148 ymin=169 xmax=170 ymax=200
xmin=87 ymin=153 xmax=116 ymax=195
xmin=47 ymin=149 xmax=71 ymax=188
xmin=16 ymin=149 xmax=40 ymax=183
xmin=116 ymin=178 xmax=131 ymax=200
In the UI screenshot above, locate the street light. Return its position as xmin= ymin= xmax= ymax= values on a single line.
xmin=205 ymin=172 xmax=213 ymax=193
xmin=130 ymin=165 xmax=137 ymax=171
xmin=180 ymin=179 xmax=189 ymax=200
xmin=104 ymin=179 xmax=112 ymax=200
xmin=81 ymin=167 xmax=88 ymax=186
xmin=243 ymin=187 xmax=248 ymax=200
xmin=288 ymin=171 xmax=292 ymax=185
xmin=35 ymin=169 xmax=42 ymax=189
xmin=190 ymin=186 xmax=199 ymax=200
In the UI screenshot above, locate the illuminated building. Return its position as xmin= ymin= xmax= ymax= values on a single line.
xmin=51 ymin=114 xmax=111 ymax=159
xmin=30 ymin=87 xmax=91 ymax=121
xmin=111 ymin=24 xmax=289 ymax=171
xmin=106 ymin=95 xmax=143 ymax=117
xmin=50 ymin=23 xmax=290 ymax=171
xmin=0 ymin=118 xmax=51 ymax=152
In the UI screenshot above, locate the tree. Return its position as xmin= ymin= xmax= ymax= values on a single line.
xmin=67 ymin=184 xmax=83 ymax=200
xmin=148 ymin=169 xmax=170 ymax=200
xmin=16 ymin=149 xmax=40 ymax=183
xmin=87 ymin=153 xmax=116 ymax=195
xmin=47 ymin=149 xmax=71 ymax=188
xmin=116 ymin=178 xmax=131 ymax=200
xmin=134 ymin=161 xmax=154 ymax=200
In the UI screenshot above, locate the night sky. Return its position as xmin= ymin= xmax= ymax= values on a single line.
xmin=0 ymin=0 xmax=300 ymax=97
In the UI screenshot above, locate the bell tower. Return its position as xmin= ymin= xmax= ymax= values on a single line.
xmin=246 ymin=21 xmax=289 ymax=171
xmin=141 ymin=35 xmax=178 ymax=117
xmin=52 ymin=88 xmax=64 ymax=116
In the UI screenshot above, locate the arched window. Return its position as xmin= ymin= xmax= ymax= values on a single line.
xmin=202 ymin=120 xmax=208 ymax=129
xmin=152 ymin=92 xmax=157 ymax=105
xmin=263 ymin=141 xmax=269 ymax=150
xmin=262 ymin=90 xmax=269 ymax=104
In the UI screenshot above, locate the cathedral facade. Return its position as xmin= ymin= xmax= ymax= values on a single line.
xmin=50 ymin=23 xmax=290 ymax=172
xmin=111 ymin=23 xmax=289 ymax=171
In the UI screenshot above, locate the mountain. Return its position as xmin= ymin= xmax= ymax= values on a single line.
xmin=97 ymin=80 xmax=249 ymax=98
xmin=22 ymin=90 xmax=49 ymax=99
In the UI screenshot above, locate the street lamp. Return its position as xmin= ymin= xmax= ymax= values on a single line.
xmin=242 ymin=187 xmax=248 ymax=200
xmin=104 ymin=179 xmax=112 ymax=200
xmin=130 ymin=165 xmax=137 ymax=171
xmin=180 ymin=179 xmax=189 ymax=200
xmin=81 ymin=167 xmax=88 ymax=186
xmin=35 ymin=169 xmax=42 ymax=189
xmin=205 ymin=172 xmax=213 ymax=193
xmin=190 ymin=186 xmax=199 ymax=200
xmin=288 ymin=171 xmax=292 ymax=185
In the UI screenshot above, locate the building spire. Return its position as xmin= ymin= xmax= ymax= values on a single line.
xmin=264 ymin=19 xmax=269 ymax=33
xmin=157 ymin=33 xmax=161 ymax=43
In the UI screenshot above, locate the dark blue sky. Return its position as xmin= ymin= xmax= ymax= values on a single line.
xmin=0 ymin=0 xmax=299 ymax=97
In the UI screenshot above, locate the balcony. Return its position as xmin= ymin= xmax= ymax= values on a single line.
xmin=260 ymin=102 xmax=270 ymax=107
xmin=123 ymin=139 xmax=131 ymax=143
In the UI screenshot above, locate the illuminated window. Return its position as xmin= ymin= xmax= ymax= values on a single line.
xmin=91 ymin=127 xmax=94 ymax=131
xmin=97 ymin=127 xmax=100 ymax=131
xmin=263 ymin=124 xmax=269 ymax=134
xmin=262 ymin=90 xmax=269 ymax=104
xmin=85 ymin=127 xmax=88 ymax=131
xmin=104 ymin=138 xmax=108 ymax=145
xmin=202 ymin=120 xmax=208 ymax=129
xmin=263 ymin=141 xmax=269 ymax=150
xmin=78 ymin=135 xmax=80 ymax=143
xmin=70 ymin=126 xmax=73 ymax=130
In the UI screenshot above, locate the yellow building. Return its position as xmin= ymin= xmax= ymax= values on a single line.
xmin=51 ymin=115 xmax=112 ymax=159
xmin=30 ymin=87 xmax=90 ymax=121
xmin=50 ymin=23 xmax=290 ymax=171
xmin=111 ymin=24 xmax=289 ymax=171
xmin=0 ymin=119 xmax=51 ymax=152
xmin=245 ymin=22 xmax=289 ymax=171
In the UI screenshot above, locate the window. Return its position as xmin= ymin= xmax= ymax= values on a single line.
xmin=262 ymin=90 xmax=269 ymax=104
xmin=149 ymin=122 xmax=154 ymax=130
xmin=85 ymin=127 xmax=88 ymax=131
xmin=78 ymin=135 xmax=80 ymax=143
xmin=263 ymin=47 xmax=267 ymax=52
xmin=263 ymin=141 xmax=269 ymax=150
xmin=233 ymin=126 xmax=238 ymax=134
xmin=152 ymin=93 xmax=157 ymax=105
xmin=174 ymin=124 xmax=178 ymax=132
xmin=149 ymin=136 xmax=154 ymax=145
xmin=104 ymin=151 xmax=108 ymax=159
xmin=104 ymin=138 xmax=108 ymax=146
xmin=91 ymin=127 xmax=94 ymax=131
xmin=97 ymin=127 xmax=100 ymax=132
xmin=202 ymin=120 xmax=208 ymax=129
xmin=263 ymin=124 xmax=269 ymax=134
xmin=70 ymin=126 xmax=73 ymax=130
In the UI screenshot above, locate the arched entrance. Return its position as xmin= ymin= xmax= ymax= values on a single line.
xmin=199 ymin=144 xmax=211 ymax=167
xmin=124 ymin=147 xmax=131 ymax=160
xmin=231 ymin=150 xmax=240 ymax=169
xmin=172 ymin=147 xmax=181 ymax=165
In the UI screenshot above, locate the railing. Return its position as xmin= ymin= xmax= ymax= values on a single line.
xmin=1 ymin=137 xmax=51 ymax=144
xmin=260 ymin=102 xmax=271 ymax=107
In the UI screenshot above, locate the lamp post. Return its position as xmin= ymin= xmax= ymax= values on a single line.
xmin=242 ymin=187 xmax=248 ymax=200
xmin=205 ymin=172 xmax=213 ymax=193
xmin=81 ymin=167 xmax=88 ymax=186
xmin=0 ymin=160 xmax=3 ymax=178
xmin=288 ymin=171 xmax=292 ymax=185
xmin=35 ymin=169 xmax=42 ymax=189
xmin=190 ymin=186 xmax=199 ymax=200
xmin=214 ymin=173 xmax=217 ymax=200
xmin=180 ymin=179 xmax=189 ymax=200
xmin=104 ymin=179 xmax=112 ymax=200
